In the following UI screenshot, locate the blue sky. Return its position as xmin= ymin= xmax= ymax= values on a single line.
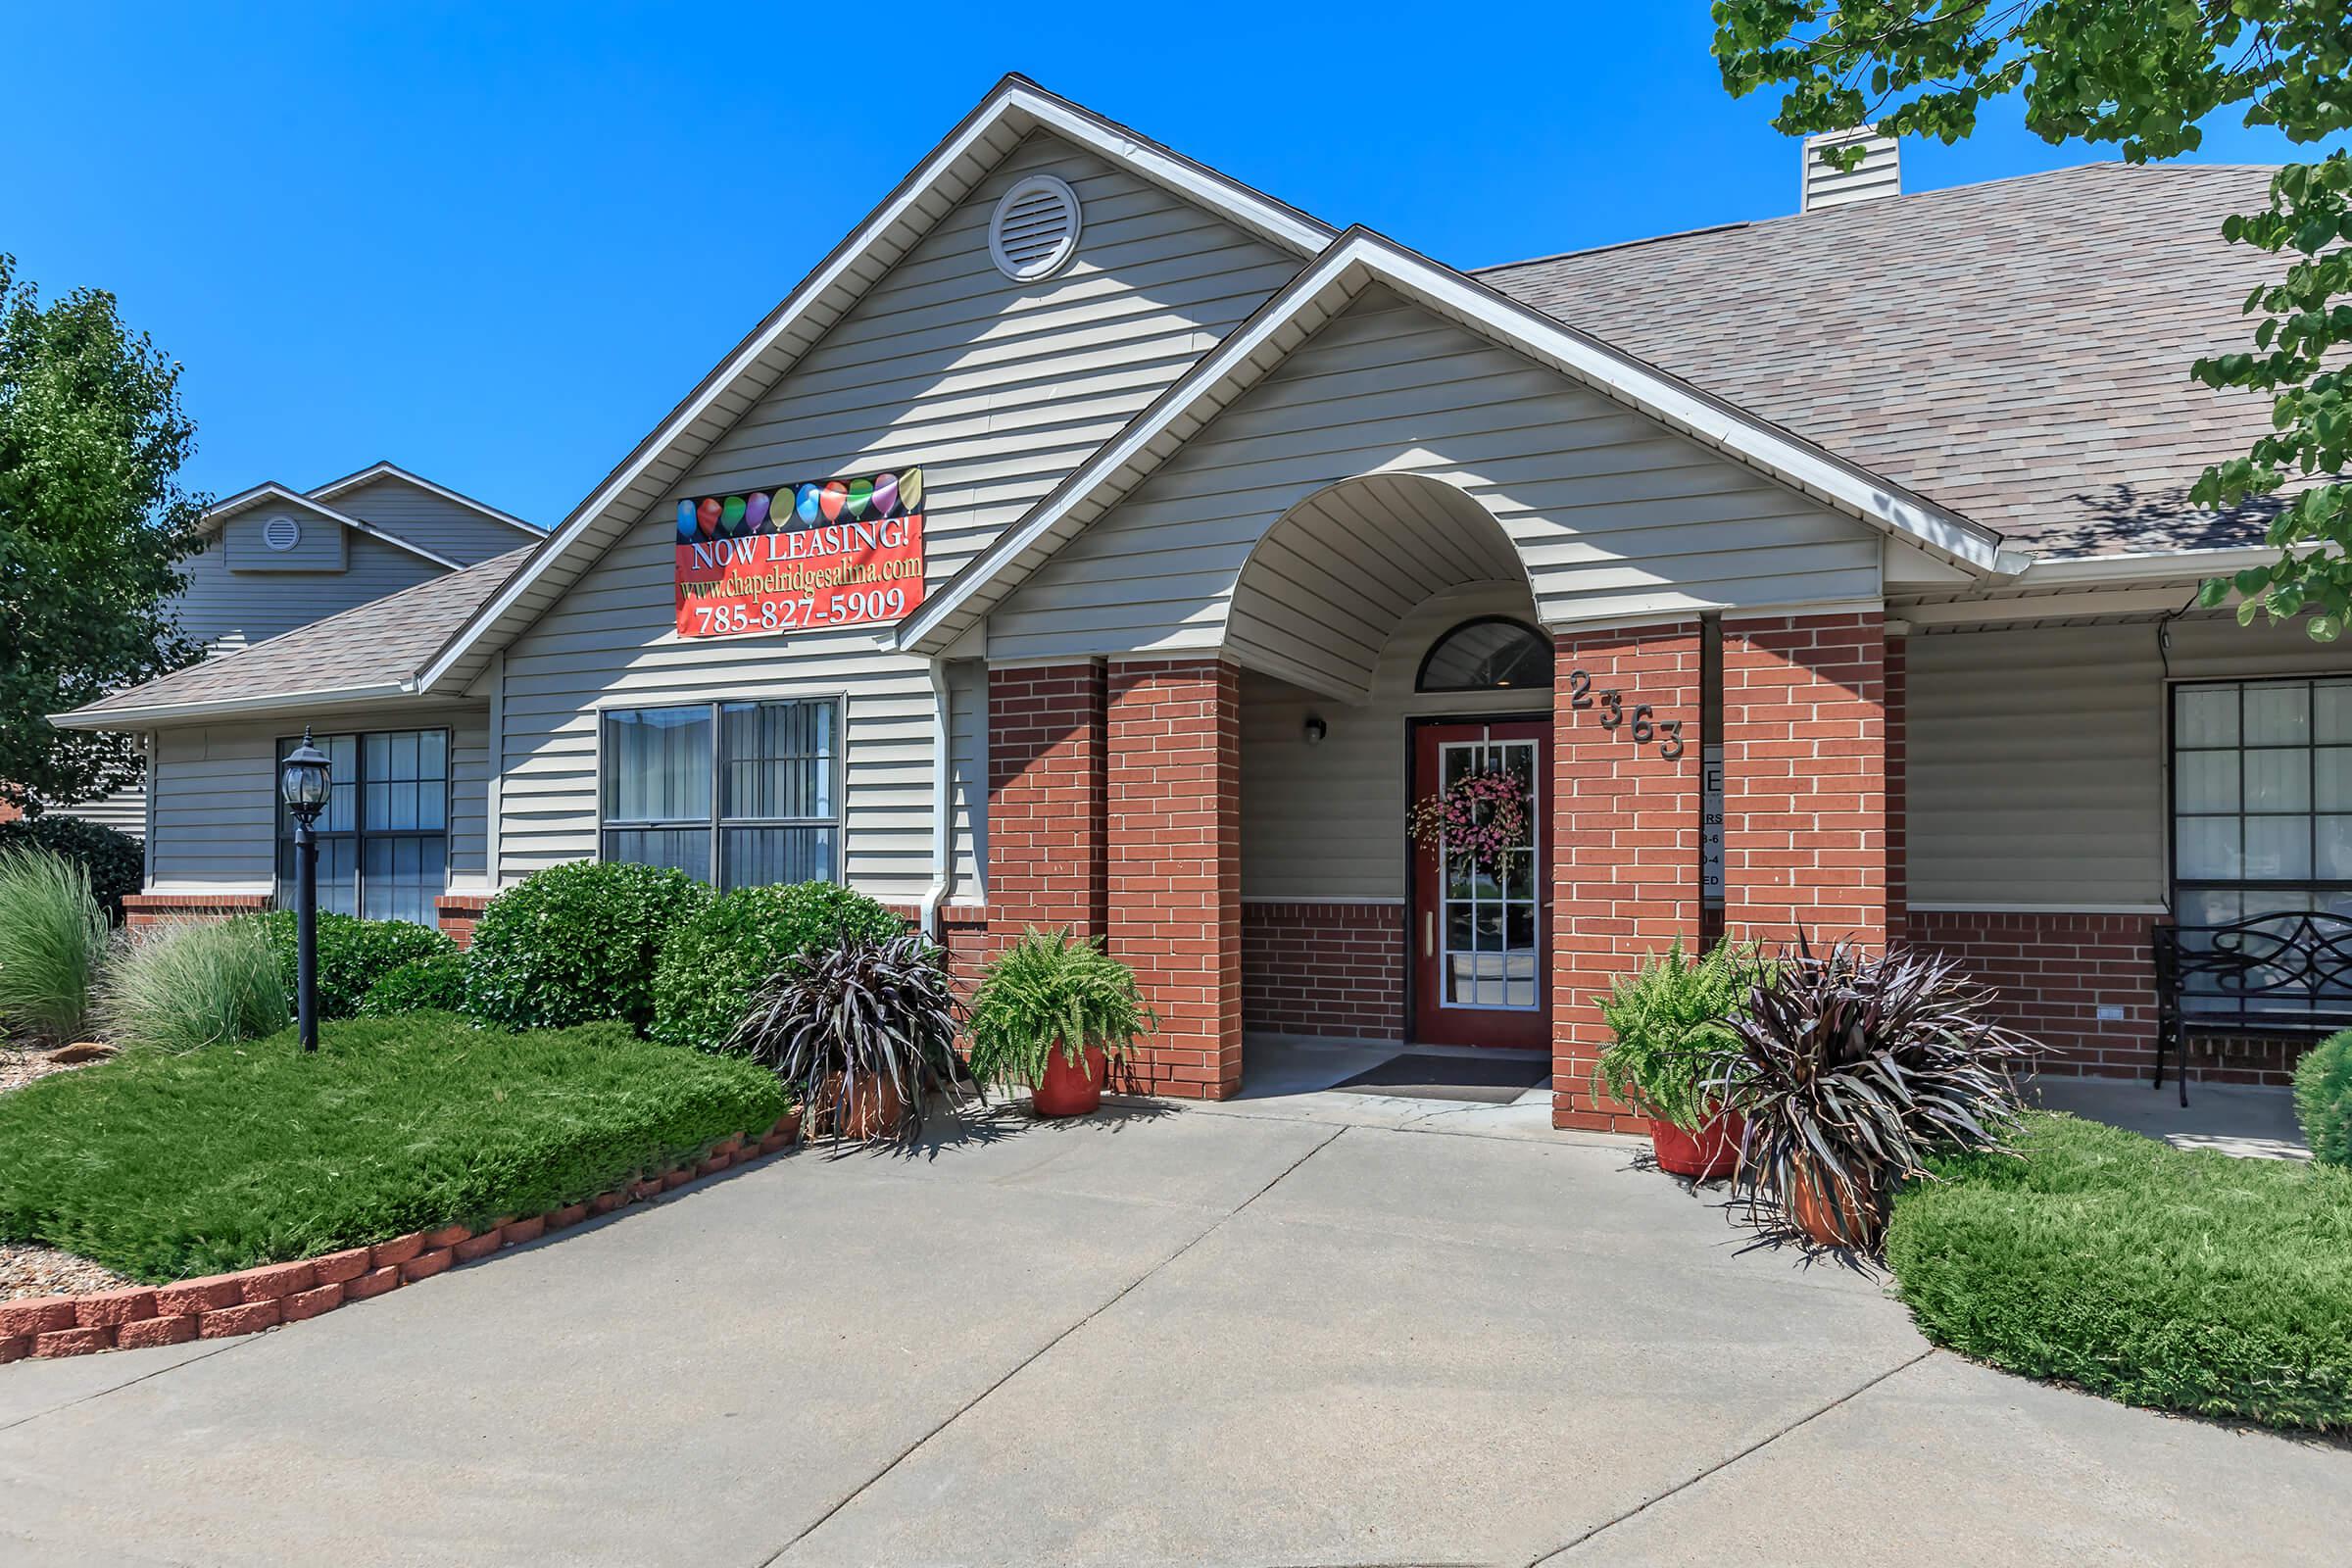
xmin=9 ymin=4 xmax=2306 ymax=526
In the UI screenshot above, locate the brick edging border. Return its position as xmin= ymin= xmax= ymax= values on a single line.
xmin=0 ymin=1111 xmax=802 ymax=1363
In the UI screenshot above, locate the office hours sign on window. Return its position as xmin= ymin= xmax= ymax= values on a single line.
xmin=673 ymin=466 xmax=926 ymax=639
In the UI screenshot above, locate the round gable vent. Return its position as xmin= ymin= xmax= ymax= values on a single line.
xmin=263 ymin=514 xmax=302 ymax=552
xmin=989 ymin=174 xmax=1082 ymax=282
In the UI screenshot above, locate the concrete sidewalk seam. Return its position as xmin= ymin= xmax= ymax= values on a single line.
xmin=1524 ymin=1347 xmax=1937 ymax=1566
xmin=753 ymin=1122 xmax=1351 ymax=1567
xmin=0 ymin=1337 xmax=254 ymax=1435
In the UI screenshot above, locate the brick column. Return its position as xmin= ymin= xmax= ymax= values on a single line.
xmin=1551 ymin=622 xmax=1701 ymax=1133
xmin=987 ymin=662 xmax=1107 ymax=947
xmin=1107 ymin=657 xmax=1242 ymax=1101
xmin=1721 ymin=612 xmax=1887 ymax=948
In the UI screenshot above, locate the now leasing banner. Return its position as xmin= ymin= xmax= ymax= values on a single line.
xmin=673 ymin=466 xmax=926 ymax=638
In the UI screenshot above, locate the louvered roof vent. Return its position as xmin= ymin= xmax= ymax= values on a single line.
xmin=990 ymin=174 xmax=1082 ymax=281
xmin=263 ymin=514 xmax=302 ymax=551
xmin=1800 ymin=126 xmax=1901 ymax=213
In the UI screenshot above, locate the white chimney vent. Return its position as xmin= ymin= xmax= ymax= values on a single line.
xmin=1800 ymin=126 xmax=1901 ymax=213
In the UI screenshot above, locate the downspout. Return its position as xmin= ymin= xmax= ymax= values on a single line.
xmin=915 ymin=657 xmax=955 ymax=940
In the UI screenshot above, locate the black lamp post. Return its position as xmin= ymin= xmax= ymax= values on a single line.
xmin=279 ymin=729 xmax=331 ymax=1053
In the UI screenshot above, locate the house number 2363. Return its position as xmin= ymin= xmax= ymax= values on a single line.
xmin=1565 ymin=669 xmax=1684 ymax=761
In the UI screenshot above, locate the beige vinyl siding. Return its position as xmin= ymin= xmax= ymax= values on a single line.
xmin=1904 ymin=616 xmax=2352 ymax=908
xmin=55 ymin=778 xmax=148 ymax=838
xmin=948 ymin=658 xmax=987 ymax=895
xmin=146 ymin=707 xmax=490 ymax=897
xmin=988 ymin=286 xmax=1880 ymax=665
xmin=328 ymin=476 xmax=534 ymax=566
xmin=170 ymin=531 xmax=447 ymax=656
xmin=493 ymin=131 xmax=1298 ymax=897
xmin=1241 ymin=581 xmax=1544 ymax=901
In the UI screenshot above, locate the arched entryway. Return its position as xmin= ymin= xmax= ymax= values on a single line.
xmin=1228 ymin=474 xmax=1553 ymax=1067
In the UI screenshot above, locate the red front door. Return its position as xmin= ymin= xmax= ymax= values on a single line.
xmin=1409 ymin=718 xmax=1551 ymax=1048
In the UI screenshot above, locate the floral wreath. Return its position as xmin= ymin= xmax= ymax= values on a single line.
xmin=1407 ymin=768 xmax=1530 ymax=874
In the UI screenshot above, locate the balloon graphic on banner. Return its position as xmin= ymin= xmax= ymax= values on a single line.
xmin=676 ymin=500 xmax=698 ymax=543
xmin=796 ymin=484 xmax=822 ymax=525
xmin=819 ymin=480 xmax=847 ymax=522
xmin=871 ymin=472 xmax=898 ymax=518
xmin=745 ymin=491 xmax=770 ymax=533
xmin=697 ymin=497 xmax=722 ymax=538
xmin=846 ymin=477 xmax=872 ymax=519
xmin=719 ymin=495 xmax=747 ymax=536
xmin=899 ymin=467 xmax=924 ymax=514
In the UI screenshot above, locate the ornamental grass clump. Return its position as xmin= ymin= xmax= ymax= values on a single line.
xmin=1709 ymin=935 xmax=2040 ymax=1249
xmin=1591 ymin=941 xmax=1759 ymax=1132
xmin=729 ymin=932 xmax=963 ymax=1143
xmin=94 ymin=917 xmax=289 ymax=1055
xmin=0 ymin=848 xmax=109 ymax=1048
xmin=966 ymin=928 xmax=1158 ymax=1093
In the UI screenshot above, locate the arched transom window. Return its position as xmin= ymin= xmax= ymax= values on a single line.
xmin=1416 ymin=617 xmax=1553 ymax=693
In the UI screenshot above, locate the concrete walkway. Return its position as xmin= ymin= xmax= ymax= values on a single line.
xmin=2 ymin=1082 xmax=2344 ymax=1565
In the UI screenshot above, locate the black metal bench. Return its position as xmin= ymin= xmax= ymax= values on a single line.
xmin=2152 ymin=910 xmax=2352 ymax=1104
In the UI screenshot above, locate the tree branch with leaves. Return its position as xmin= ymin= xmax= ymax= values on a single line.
xmin=1712 ymin=1 xmax=2352 ymax=637
xmin=0 ymin=255 xmax=205 ymax=809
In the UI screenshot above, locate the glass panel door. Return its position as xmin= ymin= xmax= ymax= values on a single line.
xmin=1411 ymin=717 xmax=1550 ymax=1049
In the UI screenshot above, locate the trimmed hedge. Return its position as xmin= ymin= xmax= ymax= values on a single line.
xmin=2295 ymin=1030 xmax=2352 ymax=1169
xmin=358 ymin=950 xmax=469 ymax=1016
xmin=650 ymin=881 xmax=906 ymax=1053
xmin=0 ymin=815 xmax=142 ymax=923
xmin=255 ymin=910 xmax=456 ymax=1022
xmin=0 ymin=1011 xmax=788 ymax=1281
xmin=464 ymin=860 xmax=711 ymax=1033
xmin=1886 ymin=1111 xmax=2352 ymax=1435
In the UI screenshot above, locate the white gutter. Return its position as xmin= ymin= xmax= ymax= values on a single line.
xmin=48 ymin=679 xmax=416 ymax=730
xmin=2009 ymin=545 xmax=2292 ymax=587
xmin=915 ymin=658 xmax=955 ymax=941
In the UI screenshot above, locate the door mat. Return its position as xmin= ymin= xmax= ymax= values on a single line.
xmin=1332 ymin=1053 xmax=1548 ymax=1104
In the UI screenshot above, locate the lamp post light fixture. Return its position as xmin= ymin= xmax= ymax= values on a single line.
xmin=278 ymin=728 xmax=332 ymax=1053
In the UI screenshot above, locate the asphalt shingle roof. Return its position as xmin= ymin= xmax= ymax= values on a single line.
xmin=1479 ymin=163 xmax=2285 ymax=557
xmin=59 ymin=548 xmax=528 ymax=721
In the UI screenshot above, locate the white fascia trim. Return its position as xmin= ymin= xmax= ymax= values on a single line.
xmin=48 ymin=680 xmax=415 ymax=730
xmin=310 ymin=463 xmax=544 ymax=537
xmin=413 ymin=78 xmax=1334 ymax=699
xmin=901 ymin=230 xmax=2006 ymax=656
xmin=1907 ymin=902 xmax=2170 ymax=916
xmin=200 ymin=483 xmax=466 ymax=571
xmin=2011 ymin=544 xmax=2295 ymax=586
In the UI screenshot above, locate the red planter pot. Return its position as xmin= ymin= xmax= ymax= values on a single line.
xmin=1788 ymin=1163 xmax=1877 ymax=1249
xmin=815 ymin=1071 xmax=904 ymax=1141
xmin=1649 ymin=1111 xmax=1743 ymax=1181
xmin=1031 ymin=1044 xmax=1107 ymax=1118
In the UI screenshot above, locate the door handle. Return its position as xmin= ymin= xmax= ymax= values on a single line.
xmin=1423 ymin=911 xmax=1434 ymax=958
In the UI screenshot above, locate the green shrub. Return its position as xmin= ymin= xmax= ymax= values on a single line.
xmin=0 ymin=1010 xmax=788 ymax=1280
xmin=0 ymin=816 xmax=142 ymax=924
xmin=966 ymin=928 xmax=1156 ymax=1090
xmin=0 ymin=849 xmax=109 ymax=1047
xmin=255 ymin=909 xmax=456 ymax=1021
xmin=2295 ymin=1030 xmax=2352 ymax=1169
xmin=94 ymin=917 xmax=289 ymax=1054
xmin=1591 ymin=941 xmax=1757 ymax=1131
xmin=358 ymin=949 xmax=469 ymax=1016
xmin=464 ymin=860 xmax=712 ymax=1033
xmin=1886 ymin=1111 xmax=2352 ymax=1435
xmin=650 ymin=880 xmax=905 ymax=1052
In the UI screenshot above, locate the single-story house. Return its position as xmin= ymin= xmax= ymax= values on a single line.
xmin=56 ymin=76 xmax=2343 ymax=1120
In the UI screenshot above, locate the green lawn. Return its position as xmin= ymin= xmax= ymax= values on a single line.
xmin=0 ymin=1012 xmax=788 ymax=1282
xmin=1886 ymin=1110 xmax=2352 ymax=1435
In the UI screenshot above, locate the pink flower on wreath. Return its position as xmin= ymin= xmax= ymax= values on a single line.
xmin=1407 ymin=768 xmax=1531 ymax=875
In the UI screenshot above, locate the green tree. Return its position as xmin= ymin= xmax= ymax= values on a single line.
xmin=1711 ymin=3 xmax=2352 ymax=636
xmin=0 ymin=254 xmax=204 ymax=808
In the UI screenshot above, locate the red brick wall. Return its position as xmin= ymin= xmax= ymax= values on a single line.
xmin=1107 ymin=658 xmax=1242 ymax=1101
xmin=988 ymin=662 xmax=1106 ymax=945
xmin=1721 ymin=612 xmax=1886 ymax=946
xmin=1551 ymin=623 xmax=1702 ymax=1133
xmin=1907 ymin=907 xmax=2319 ymax=1086
xmin=122 ymin=892 xmax=269 ymax=928
xmin=434 ymin=893 xmax=491 ymax=950
xmin=1242 ymin=901 xmax=1404 ymax=1042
